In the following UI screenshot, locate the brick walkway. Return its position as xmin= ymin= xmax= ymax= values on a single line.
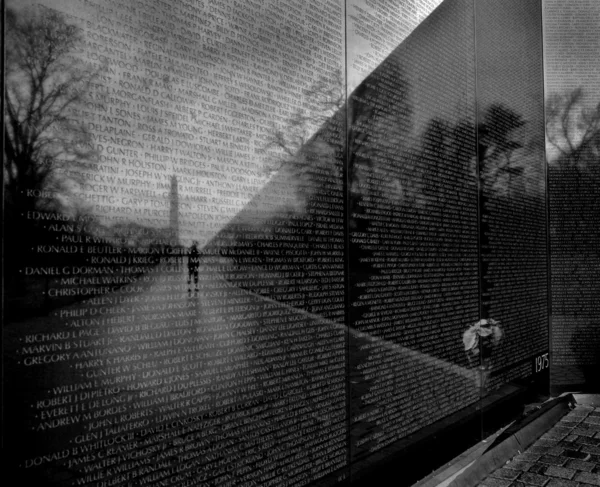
xmin=480 ymin=405 xmax=600 ymax=487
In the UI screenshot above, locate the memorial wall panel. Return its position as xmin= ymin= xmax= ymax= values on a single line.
xmin=474 ymin=0 xmax=548 ymax=391
xmin=4 ymin=0 xmax=349 ymax=485
xmin=3 ymin=0 xmax=560 ymax=486
xmin=347 ymin=0 xmax=480 ymax=463
xmin=544 ymin=0 xmax=600 ymax=390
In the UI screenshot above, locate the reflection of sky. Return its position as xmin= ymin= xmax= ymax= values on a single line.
xmin=476 ymin=1 xmax=544 ymax=123
xmin=8 ymin=0 xmax=595 ymax=243
xmin=543 ymin=0 xmax=600 ymax=101
xmin=7 ymin=0 xmax=444 ymax=247
xmin=475 ymin=0 xmax=545 ymax=188
xmin=7 ymin=0 xmax=348 ymax=246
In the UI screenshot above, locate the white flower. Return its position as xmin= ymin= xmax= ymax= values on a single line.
xmin=463 ymin=319 xmax=503 ymax=352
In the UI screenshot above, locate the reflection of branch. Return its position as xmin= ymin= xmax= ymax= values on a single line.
xmin=546 ymin=88 xmax=600 ymax=161
xmin=262 ymin=69 xmax=345 ymax=174
xmin=348 ymin=65 xmax=413 ymax=208
xmin=4 ymin=7 xmax=102 ymax=212
xmin=477 ymin=104 xmax=527 ymax=196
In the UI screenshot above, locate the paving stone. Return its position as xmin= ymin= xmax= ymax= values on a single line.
xmin=539 ymin=455 xmax=568 ymax=466
xmin=577 ymin=438 xmax=600 ymax=448
xmin=545 ymin=432 xmax=569 ymax=440
xmin=518 ymin=472 xmax=550 ymax=486
xmin=548 ymin=447 xmax=566 ymax=456
xmin=491 ymin=469 xmax=521 ymax=481
xmin=573 ymin=471 xmax=600 ymax=486
xmin=509 ymin=482 xmax=527 ymax=487
xmin=554 ymin=427 xmax=578 ymax=435
xmin=545 ymin=478 xmax=580 ymax=487
xmin=586 ymin=417 xmax=600 ymax=425
xmin=539 ymin=439 xmax=562 ymax=447
xmin=529 ymin=464 xmax=548 ymax=474
xmin=505 ymin=461 xmax=534 ymax=472
xmin=581 ymin=445 xmax=600 ymax=455
xmin=567 ymin=415 xmax=591 ymax=422
xmin=544 ymin=465 xmax=577 ymax=480
xmin=530 ymin=446 xmax=552 ymax=454
xmin=481 ymin=477 xmax=513 ymax=487
xmin=567 ymin=411 xmax=590 ymax=419
xmin=561 ymin=419 xmax=583 ymax=426
xmin=562 ymin=435 xmax=581 ymax=444
xmin=562 ymin=449 xmax=592 ymax=460
xmin=566 ymin=459 xmax=596 ymax=472
xmin=574 ymin=428 xmax=598 ymax=438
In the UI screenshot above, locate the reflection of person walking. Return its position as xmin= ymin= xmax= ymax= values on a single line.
xmin=187 ymin=242 xmax=200 ymax=296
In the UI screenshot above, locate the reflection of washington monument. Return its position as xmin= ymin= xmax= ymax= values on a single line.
xmin=169 ymin=173 xmax=180 ymax=247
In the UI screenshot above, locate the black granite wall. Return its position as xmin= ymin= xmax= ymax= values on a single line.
xmin=4 ymin=1 xmax=578 ymax=486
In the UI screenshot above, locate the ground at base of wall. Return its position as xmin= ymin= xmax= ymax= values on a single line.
xmin=480 ymin=404 xmax=600 ymax=487
xmin=411 ymin=394 xmax=553 ymax=487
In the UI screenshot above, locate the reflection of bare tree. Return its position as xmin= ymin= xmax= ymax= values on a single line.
xmin=347 ymin=64 xmax=414 ymax=239
xmin=4 ymin=7 xmax=108 ymax=309
xmin=420 ymin=117 xmax=476 ymax=201
xmin=4 ymin=7 xmax=100 ymax=216
xmin=201 ymin=68 xmax=348 ymax=326
xmin=546 ymin=88 xmax=600 ymax=165
xmin=261 ymin=69 xmax=345 ymax=176
xmin=349 ymin=64 xmax=412 ymax=206
xmin=478 ymin=104 xmax=528 ymax=193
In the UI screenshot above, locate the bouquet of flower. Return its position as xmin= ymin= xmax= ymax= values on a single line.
xmin=463 ymin=319 xmax=503 ymax=369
